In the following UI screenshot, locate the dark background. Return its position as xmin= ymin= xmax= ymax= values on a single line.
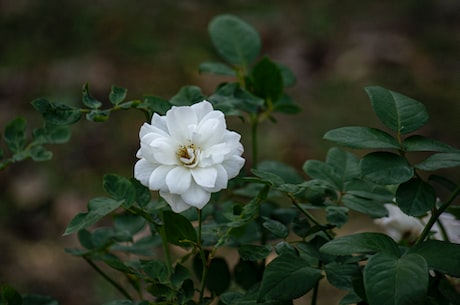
xmin=1 ymin=1 xmax=460 ymax=304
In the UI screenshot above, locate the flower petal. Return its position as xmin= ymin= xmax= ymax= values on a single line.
xmin=134 ymin=159 xmax=158 ymax=187
xmin=194 ymin=117 xmax=225 ymax=147
xmin=160 ymin=191 xmax=191 ymax=213
xmin=181 ymin=182 xmax=211 ymax=209
xmin=191 ymin=100 xmax=214 ymax=121
xmin=149 ymin=165 xmax=174 ymax=191
xmin=140 ymin=119 xmax=169 ymax=139
xmin=204 ymin=164 xmax=228 ymax=192
xmin=151 ymin=113 xmax=168 ymax=133
xmin=150 ymin=138 xmax=179 ymax=165
xmin=200 ymin=143 xmax=229 ymax=167
xmin=166 ymin=106 xmax=198 ymax=143
xmin=191 ymin=167 xmax=217 ymax=188
xmin=166 ymin=166 xmax=192 ymax=194
xmin=222 ymin=155 xmax=245 ymax=179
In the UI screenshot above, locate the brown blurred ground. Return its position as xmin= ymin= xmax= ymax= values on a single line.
xmin=1 ymin=1 xmax=460 ymax=304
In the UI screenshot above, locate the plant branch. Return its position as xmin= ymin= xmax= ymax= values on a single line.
xmin=197 ymin=209 xmax=209 ymax=302
xmin=83 ymin=256 xmax=133 ymax=301
xmin=415 ymin=186 xmax=460 ymax=245
xmin=288 ymin=193 xmax=334 ymax=240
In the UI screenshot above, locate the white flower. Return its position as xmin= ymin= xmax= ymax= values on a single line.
xmin=134 ymin=100 xmax=245 ymax=213
xmin=375 ymin=203 xmax=460 ymax=244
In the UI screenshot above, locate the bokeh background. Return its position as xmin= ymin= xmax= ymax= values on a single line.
xmin=1 ymin=0 xmax=460 ymax=304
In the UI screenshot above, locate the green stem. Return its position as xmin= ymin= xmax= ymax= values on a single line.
xmin=288 ymin=193 xmax=334 ymax=240
xmin=83 ymin=256 xmax=133 ymax=300
xmin=251 ymin=115 xmax=259 ymax=169
xmin=159 ymin=211 xmax=173 ymax=277
xmin=415 ymin=186 xmax=460 ymax=245
xmin=197 ymin=209 xmax=209 ymax=302
xmin=310 ymin=262 xmax=322 ymax=305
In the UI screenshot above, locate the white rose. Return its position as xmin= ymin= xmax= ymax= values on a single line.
xmin=134 ymin=100 xmax=245 ymax=213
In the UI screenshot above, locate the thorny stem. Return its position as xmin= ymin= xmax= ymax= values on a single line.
xmin=83 ymin=256 xmax=133 ymax=301
xmin=415 ymin=186 xmax=460 ymax=245
xmin=288 ymin=193 xmax=334 ymax=240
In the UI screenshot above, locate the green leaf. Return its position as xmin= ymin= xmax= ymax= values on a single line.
xmin=109 ymin=85 xmax=128 ymax=105
xmin=344 ymin=179 xmax=395 ymax=202
xmin=361 ymin=152 xmax=414 ymax=185
xmin=320 ymin=232 xmax=400 ymax=256
xmin=208 ymin=14 xmax=261 ymax=66
xmin=208 ymin=257 xmax=232 ymax=295
xmin=64 ymin=197 xmax=122 ymax=235
xmin=103 ymin=174 xmax=136 ymax=208
xmin=403 ymin=135 xmax=460 ymax=152
xmin=82 ymin=83 xmax=102 ymax=109
xmin=130 ymin=178 xmax=151 ymax=207
xmin=101 ymin=301 xmax=135 ymax=305
xmin=365 ymin=86 xmax=429 ymax=135
xmin=162 ymin=211 xmax=197 ymax=247
xmin=198 ymin=61 xmax=236 ymax=76
xmin=113 ymin=213 xmax=146 ymax=235
xmin=396 ymin=178 xmax=436 ymax=216
xmin=194 ymin=255 xmax=231 ymax=295
xmin=271 ymin=94 xmax=301 ymax=114
xmin=33 ymin=123 xmax=71 ymax=144
xmin=4 ymin=117 xmax=26 ymax=153
xmin=262 ymin=218 xmax=289 ymax=239
xmin=325 ymin=261 xmax=360 ymax=290
xmin=252 ymin=57 xmax=284 ymax=102
xmin=29 ymin=145 xmax=53 ymax=161
xmin=326 ymin=206 xmax=348 ymax=227
xmin=408 ymin=240 xmax=460 ymax=277
xmin=1 ymin=284 xmax=22 ymax=305
xmin=415 ymin=152 xmax=460 ymax=171
xmin=251 ymin=168 xmax=284 ymax=186
xmin=277 ymin=63 xmax=296 ymax=87
xmin=326 ymin=147 xmax=361 ymax=186
xmin=209 ymin=82 xmax=264 ymax=115
xmin=257 ymin=253 xmax=323 ymax=302
xmin=258 ymin=160 xmax=303 ymax=184
xmin=141 ymin=96 xmax=171 ymax=116
xmin=142 ymin=260 xmax=169 ymax=283
xmin=22 ymin=294 xmax=59 ymax=305
xmin=170 ymin=85 xmax=204 ymax=106
xmin=342 ymin=194 xmax=388 ymax=218
xmin=233 ymin=260 xmax=264 ymax=290
xmin=324 ymin=126 xmax=400 ymax=149
xmin=364 ymin=253 xmax=428 ymax=305
xmin=238 ymin=244 xmax=272 ymax=261
xmin=85 ymin=109 xmax=110 ymax=122
xmin=171 ymin=263 xmax=191 ymax=288
xmin=303 ymin=160 xmax=340 ymax=189
xmin=32 ymin=98 xmax=82 ymax=125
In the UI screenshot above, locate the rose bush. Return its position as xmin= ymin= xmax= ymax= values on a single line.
xmin=1 ymin=13 xmax=460 ymax=305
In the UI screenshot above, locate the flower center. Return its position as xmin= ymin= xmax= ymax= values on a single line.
xmin=177 ymin=144 xmax=200 ymax=168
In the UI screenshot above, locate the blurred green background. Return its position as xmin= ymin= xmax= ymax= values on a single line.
xmin=1 ymin=0 xmax=460 ymax=304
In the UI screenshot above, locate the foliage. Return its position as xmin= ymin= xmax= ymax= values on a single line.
xmin=2 ymin=14 xmax=460 ymax=305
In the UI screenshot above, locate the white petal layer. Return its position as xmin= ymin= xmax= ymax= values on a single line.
xmin=134 ymin=159 xmax=158 ymax=186
xmin=181 ymin=182 xmax=211 ymax=209
xmin=166 ymin=166 xmax=192 ymax=194
xmin=191 ymin=166 xmax=217 ymax=188
xmin=160 ymin=191 xmax=190 ymax=213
